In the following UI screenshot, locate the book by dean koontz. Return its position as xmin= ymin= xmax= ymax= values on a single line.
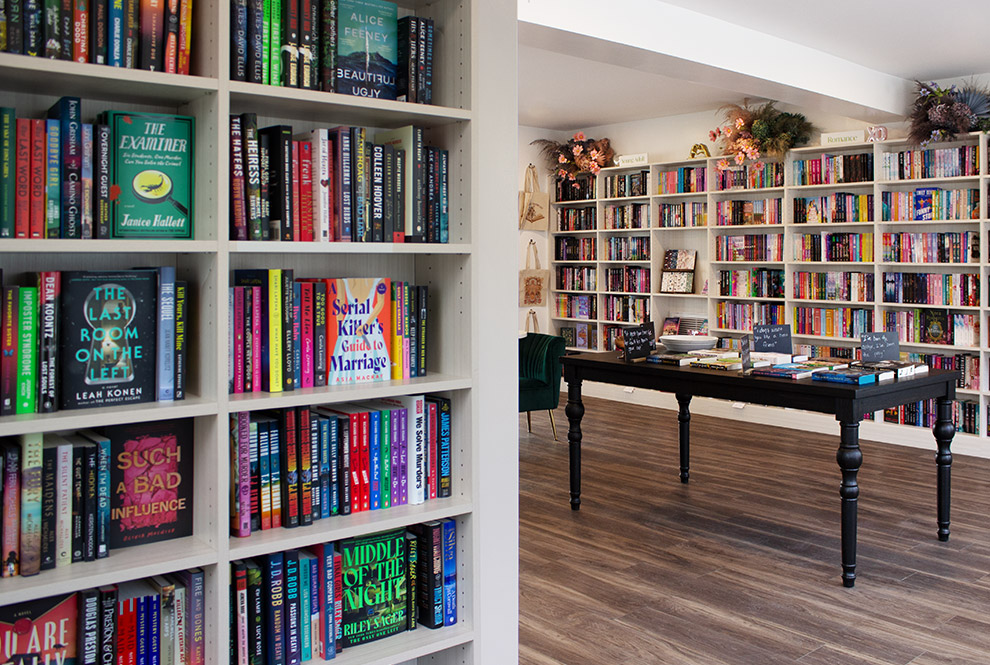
xmin=106 ymin=110 xmax=195 ymax=238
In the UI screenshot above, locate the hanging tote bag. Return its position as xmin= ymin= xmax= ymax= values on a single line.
xmin=524 ymin=309 xmax=540 ymax=333
xmin=519 ymin=240 xmax=550 ymax=307
xmin=519 ymin=163 xmax=550 ymax=231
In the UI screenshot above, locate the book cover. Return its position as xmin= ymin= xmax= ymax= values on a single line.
xmin=1 ymin=443 xmax=20 ymax=577
xmin=441 ymin=518 xmax=456 ymax=625
xmin=138 ymin=0 xmax=164 ymax=69
xmin=812 ymin=368 xmax=877 ymax=385
xmin=0 ymin=593 xmax=78 ymax=664
xmin=45 ymin=118 xmax=60 ymax=238
xmin=0 ymin=108 xmax=16 ymax=238
xmin=78 ymin=588 xmax=99 ymax=665
xmin=58 ymin=270 xmax=158 ymax=410
xmin=18 ymin=432 xmax=43 ymax=576
xmin=107 ymin=111 xmax=194 ymax=238
xmin=334 ymin=0 xmax=396 ymax=100
xmin=339 ymin=527 xmax=407 ymax=647
xmin=15 ymin=286 xmax=38 ymax=414
xmin=263 ymin=552 xmax=286 ymax=665
xmin=100 ymin=417 xmax=194 ymax=548
xmin=327 ymin=277 xmax=392 ymax=384
xmin=1 ymin=288 xmax=18 ymax=416
xmin=29 ymin=118 xmax=45 ymax=238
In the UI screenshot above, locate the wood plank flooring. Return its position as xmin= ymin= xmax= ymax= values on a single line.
xmin=519 ymin=396 xmax=990 ymax=665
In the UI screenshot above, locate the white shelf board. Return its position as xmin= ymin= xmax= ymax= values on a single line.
xmin=328 ymin=623 xmax=474 ymax=665
xmin=652 ymin=225 xmax=708 ymax=231
xmin=655 ymin=191 xmax=708 ymax=199
xmin=788 ymin=181 xmax=875 ymax=190
xmin=713 ymin=295 xmax=786 ymax=302
xmin=0 ymin=239 xmax=218 ymax=253
xmin=229 ymin=241 xmax=471 ymax=255
xmin=791 ymin=299 xmax=875 ymax=306
xmin=878 ymin=175 xmax=980 ymax=185
xmin=879 ymin=302 xmax=980 ymax=311
xmin=0 ymin=395 xmax=218 ymax=436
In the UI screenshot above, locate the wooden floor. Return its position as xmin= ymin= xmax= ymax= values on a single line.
xmin=519 ymin=396 xmax=990 ymax=665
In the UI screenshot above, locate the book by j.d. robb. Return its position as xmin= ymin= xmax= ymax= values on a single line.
xmin=0 ymin=592 xmax=78 ymax=664
xmin=327 ymin=278 xmax=392 ymax=385
xmin=106 ymin=110 xmax=194 ymax=239
xmin=101 ymin=418 xmax=194 ymax=549
xmin=58 ymin=270 xmax=158 ymax=410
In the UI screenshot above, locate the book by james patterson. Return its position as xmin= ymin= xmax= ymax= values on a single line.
xmin=339 ymin=527 xmax=407 ymax=647
xmin=0 ymin=593 xmax=78 ymax=664
xmin=58 ymin=270 xmax=158 ymax=410
xmin=335 ymin=0 xmax=396 ymax=100
xmin=326 ymin=277 xmax=392 ymax=385
xmin=100 ymin=417 xmax=193 ymax=549
xmin=106 ymin=111 xmax=194 ymax=239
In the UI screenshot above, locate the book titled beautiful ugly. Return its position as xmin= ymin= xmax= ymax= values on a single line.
xmin=335 ymin=0 xmax=398 ymax=100
xmin=327 ymin=278 xmax=392 ymax=385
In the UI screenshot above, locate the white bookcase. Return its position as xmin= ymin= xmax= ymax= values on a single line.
xmin=550 ymin=132 xmax=989 ymax=442
xmin=0 ymin=1 xmax=518 ymax=663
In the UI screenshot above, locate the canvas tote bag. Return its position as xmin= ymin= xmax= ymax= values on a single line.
xmin=524 ymin=309 xmax=540 ymax=333
xmin=519 ymin=240 xmax=550 ymax=307
xmin=519 ymin=164 xmax=550 ymax=231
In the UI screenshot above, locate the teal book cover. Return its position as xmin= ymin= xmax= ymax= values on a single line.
xmin=107 ymin=111 xmax=194 ymax=239
xmin=335 ymin=0 xmax=396 ymax=100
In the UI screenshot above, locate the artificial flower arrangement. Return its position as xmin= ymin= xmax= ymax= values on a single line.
xmin=909 ymin=80 xmax=990 ymax=145
xmin=708 ymin=101 xmax=812 ymax=171
xmin=532 ymin=132 xmax=616 ymax=181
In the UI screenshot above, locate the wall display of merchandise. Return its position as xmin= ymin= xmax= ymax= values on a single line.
xmin=549 ymin=131 xmax=990 ymax=439
xmin=0 ymin=0 xmax=517 ymax=663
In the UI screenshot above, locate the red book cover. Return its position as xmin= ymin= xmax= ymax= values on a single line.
xmin=300 ymin=141 xmax=313 ymax=242
xmin=345 ymin=412 xmax=360 ymax=514
xmin=29 ymin=119 xmax=45 ymax=238
xmin=281 ymin=408 xmax=299 ymax=527
xmin=297 ymin=407 xmax=312 ymax=524
xmin=359 ymin=411 xmax=369 ymax=512
xmin=300 ymin=281 xmax=314 ymax=388
xmin=333 ymin=550 xmax=343 ymax=641
xmin=291 ymin=140 xmax=301 ymax=241
xmin=233 ymin=286 xmax=245 ymax=393
xmin=1 ymin=288 xmax=18 ymax=417
xmin=177 ymin=0 xmax=192 ymax=75
xmin=14 ymin=119 xmax=30 ymax=239
xmin=427 ymin=400 xmax=437 ymax=500
xmin=73 ymin=0 xmax=90 ymax=62
xmin=0 ymin=593 xmax=78 ymax=662
xmin=251 ymin=286 xmax=262 ymax=392
xmin=117 ymin=596 xmax=136 ymax=665
xmin=1 ymin=444 xmax=19 ymax=577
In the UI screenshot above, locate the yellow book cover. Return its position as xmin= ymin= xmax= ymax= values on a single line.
xmin=269 ymin=269 xmax=283 ymax=392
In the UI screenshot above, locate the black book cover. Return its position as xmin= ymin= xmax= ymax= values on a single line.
xmin=44 ymin=0 xmax=61 ymax=57
xmin=308 ymin=410 xmax=319 ymax=520
xmin=318 ymin=0 xmax=336 ymax=92
xmin=280 ymin=0 xmax=299 ymax=87
xmin=163 ymin=0 xmax=178 ymax=71
xmin=94 ymin=124 xmax=111 ymax=239
xmin=297 ymin=407 xmax=312 ymax=525
xmin=425 ymin=146 xmax=436 ymax=242
xmin=123 ymin=0 xmax=138 ymax=67
xmin=420 ymin=17 xmax=433 ymax=104
xmin=246 ymin=560 xmax=264 ymax=664
xmin=297 ymin=0 xmax=313 ymax=89
xmin=100 ymin=417 xmax=194 ymax=549
xmin=248 ymin=415 xmax=260 ymax=531
xmin=40 ymin=444 xmax=58 ymax=570
xmin=83 ymin=442 xmax=98 ymax=561
xmin=257 ymin=130 xmax=271 ymax=239
xmin=230 ymin=114 xmax=248 ymax=240
xmin=58 ymin=270 xmax=158 ymax=410
xmin=37 ymin=271 xmax=60 ymax=413
xmin=395 ymin=148 xmax=405 ymax=242
xmin=417 ymin=284 xmax=427 ymax=375
xmin=6 ymin=0 xmax=23 ymax=52
xmin=396 ymin=16 xmax=416 ymax=103
xmin=382 ymin=144 xmax=394 ymax=242
xmin=283 ymin=549 xmax=301 ymax=662
xmin=259 ymin=125 xmax=292 ymax=241
xmin=59 ymin=0 xmax=72 ymax=59
xmin=410 ymin=521 xmax=443 ymax=629
xmin=279 ymin=407 xmax=299 ymax=527
xmin=98 ymin=584 xmax=118 ymax=665
xmin=24 ymin=0 xmax=41 ymax=55
xmin=408 ymin=284 xmax=418 ymax=377
xmin=281 ymin=269 xmax=294 ymax=391
xmin=71 ymin=444 xmax=86 ymax=562
xmin=47 ymin=96 xmax=81 ymax=239
xmin=92 ymin=0 xmax=108 ymax=63
xmin=241 ymin=113 xmax=263 ymax=240
xmin=78 ymin=587 xmax=100 ymax=665
xmin=305 ymin=0 xmax=318 ymax=89
xmin=231 ymin=0 xmax=248 ymax=80
xmin=370 ymin=143 xmax=385 ymax=242
xmin=173 ymin=280 xmax=186 ymax=400
xmin=246 ymin=0 xmax=263 ymax=82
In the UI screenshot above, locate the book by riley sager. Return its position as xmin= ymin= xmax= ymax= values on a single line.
xmin=340 ymin=527 xmax=408 ymax=647
xmin=106 ymin=111 xmax=194 ymax=239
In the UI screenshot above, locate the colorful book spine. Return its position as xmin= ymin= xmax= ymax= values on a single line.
xmin=72 ymin=0 xmax=88 ymax=61
xmin=43 ymin=0 xmax=62 ymax=58
xmin=1 ymin=287 xmax=18 ymax=416
xmin=174 ymin=280 xmax=187 ymax=399
xmin=14 ymin=118 xmax=29 ymax=238
xmin=163 ymin=0 xmax=178 ymax=71
xmin=94 ymin=123 xmax=111 ymax=239
xmin=16 ymin=286 xmax=38 ymax=414
xmin=48 ymin=97 xmax=81 ymax=239
xmin=269 ymin=269 xmax=284 ymax=392
xmin=123 ymin=0 xmax=138 ymax=67
xmin=248 ymin=419 xmax=260 ymax=532
xmin=170 ymin=567 xmax=205 ymax=665
xmin=29 ymin=118 xmax=45 ymax=238
xmin=269 ymin=415 xmax=282 ymax=527
xmin=230 ymin=115 xmax=249 ymax=240
xmin=441 ymin=518 xmax=457 ymax=625
xmin=80 ymin=123 xmax=93 ymax=238
xmin=109 ymin=0 xmax=123 ymax=65
xmin=0 ymin=108 xmax=16 ymax=238
xmin=297 ymin=407 xmax=312 ymax=525
xmin=268 ymin=0 xmax=280 ymax=86
xmin=284 ymin=549 xmax=301 ymax=664
xmin=237 ymin=412 xmax=251 ymax=537
xmin=177 ymin=0 xmax=192 ymax=74
xmin=1 ymin=444 xmax=20 ymax=577
xmin=39 ymin=443 xmax=57 ymax=570
xmin=36 ymin=271 xmax=60 ymax=414
xmin=18 ymin=433 xmax=43 ymax=575
xmin=99 ymin=585 xmax=118 ymax=664
xmin=318 ymin=0 xmax=335 ymax=92
xmin=258 ymin=416 xmax=272 ymax=529
xmin=157 ymin=266 xmax=176 ymax=401
xmin=139 ymin=0 xmax=164 ymax=69
xmin=264 ymin=552 xmax=286 ymax=665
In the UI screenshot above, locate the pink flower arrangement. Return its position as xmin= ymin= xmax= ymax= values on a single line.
xmin=532 ymin=132 xmax=616 ymax=181
xmin=707 ymin=101 xmax=813 ymax=171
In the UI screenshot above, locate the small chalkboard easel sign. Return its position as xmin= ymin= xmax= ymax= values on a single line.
xmin=753 ymin=324 xmax=792 ymax=355
xmin=860 ymin=331 xmax=899 ymax=362
xmin=621 ymin=322 xmax=656 ymax=362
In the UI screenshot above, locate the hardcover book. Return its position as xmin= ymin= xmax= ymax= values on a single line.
xmin=0 ymin=593 xmax=78 ymax=664
xmin=812 ymin=368 xmax=879 ymax=385
xmin=339 ymin=527 xmax=408 ymax=647
xmin=335 ymin=0 xmax=397 ymax=100
xmin=100 ymin=417 xmax=194 ymax=549
xmin=106 ymin=111 xmax=194 ymax=239
xmin=327 ymin=278 xmax=392 ymax=385
xmin=58 ymin=270 xmax=158 ymax=410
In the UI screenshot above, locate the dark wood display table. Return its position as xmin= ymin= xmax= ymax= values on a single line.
xmin=561 ymin=352 xmax=958 ymax=587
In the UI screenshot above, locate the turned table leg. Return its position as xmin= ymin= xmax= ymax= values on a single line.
xmin=676 ymin=393 xmax=691 ymax=483
xmin=566 ymin=378 xmax=584 ymax=510
xmin=836 ymin=420 xmax=863 ymax=588
xmin=934 ymin=396 xmax=955 ymax=542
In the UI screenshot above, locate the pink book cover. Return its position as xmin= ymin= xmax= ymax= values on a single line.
xmin=251 ymin=286 xmax=262 ymax=392
xmin=427 ymin=401 xmax=437 ymax=500
xmin=29 ymin=119 xmax=45 ymax=238
xmin=360 ymin=411 xmax=370 ymax=512
xmin=300 ymin=281 xmax=314 ymax=388
xmin=233 ymin=286 xmax=245 ymax=393
xmin=300 ymin=141 xmax=313 ymax=242
xmin=291 ymin=140 xmax=301 ymax=241
xmin=237 ymin=412 xmax=251 ymax=537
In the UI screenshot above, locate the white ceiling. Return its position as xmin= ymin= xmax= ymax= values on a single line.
xmin=519 ymin=1 xmax=990 ymax=130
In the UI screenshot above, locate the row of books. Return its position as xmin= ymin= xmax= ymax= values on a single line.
xmin=559 ymin=322 xmax=595 ymax=349
xmin=717 ymin=268 xmax=784 ymax=299
xmin=714 ymin=198 xmax=782 ymax=226
xmin=880 ymin=231 xmax=978 ymax=264
xmin=554 ymin=293 xmax=595 ymax=320
xmin=0 ymin=0 xmax=193 ymax=71
xmin=904 ymin=351 xmax=979 ymax=390
xmin=604 ymin=235 xmax=649 ymax=261
xmin=880 ymin=188 xmax=979 ymax=221
xmin=752 ymin=358 xmax=928 ymax=383
xmin=602 ymin=294 xmax=648 ymax=324
xmin=793 ymin=232 xmax=873 ymax=263
xmin=792 ymin=306 xmax=873 ymax=339
xmin=792 ymin=152 xmax=874 ymax=185
xmin=648 ymin=348 xmax=801 ymax=372
xmin=231 ymin=521 xmax=456 ymax=663
xmin=1 ymin=418 xmax=193 ymax=578
xmin=880 ymin=145 xmax=980 ymax=181
xmin=793 ymin=193 xmax=873 ymax=224
xmin=883 ymin=399 xmax=979 ymax=435
xmin=0 ymin=568 xmax=205 ymax=665
xmin=714 ymin=233 xmax=784 ymax=262
xmin=715 ymin=161 xmax=784 ymax=190
xmin=882 ymin=310 xmax=978 ymax=347
xmin=658 ymin=201 xmax=707 ymax=227
xmin=714 ymin=301 xmax=785 ymax=331
xmin=601 ymin=324 xmax=627 ymax=352
xmin=601 ymin=202 xmax=648 ymax=229
xmin=792 ymin=270 xmax=874 ymax=303
xmin=1 ymin=268 xmax=187 ymax=415
xmin=228 ymin=274 xmax=427 ymax=393
xmin=229 ymin=395 xmax=451 ymax=536
xmin=604 ymin=266 xmax=650 ymax=294
xmin=230 ymin=119 xmax=447 ymax=243
xmin=555 ymin=206 xmax=596 ymax=231
xmin=553 ymin=174 xmax=595 ymax=202
xmin=658 ymin=166 xmax=706 ymax=194
xmin=1 ymin=100 xmax=194 ymax=239
xmin=602 ymin=170 xmax=649 ymax=198
xmin=554 ymin=236 xmax=596 ymax=261
xmin=881 ymin=271 xmax=979 ymax=307
xmin=554 ymin=266 xmax=596 ymax=292
xmin=230 ymin=0 xmax=436 ymax=104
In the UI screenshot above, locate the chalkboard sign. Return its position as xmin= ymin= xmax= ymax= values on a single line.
xmin=753 ymin=324 xmax=792 ymax=354
xmin=860 ymin=331 xmax=899 ymax=362
xmin=622 ymin=322 xmax=656 ymax=362
xmin=739 ymin=336 xmax=752 ymax=371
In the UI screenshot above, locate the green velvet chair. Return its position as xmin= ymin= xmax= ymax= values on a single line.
xmin=519 ymin=333 xmax=566 ymax=440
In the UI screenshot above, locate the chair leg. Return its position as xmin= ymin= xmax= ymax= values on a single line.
xmin=526 ymin=411 xmax=532 ymax=433
xmin=548 ymin=410 xmax=557 ymax=441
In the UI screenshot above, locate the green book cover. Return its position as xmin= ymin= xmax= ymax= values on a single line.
xmin=107 ymin=111 xmax=194 ymax=239
xmin=16 ymin=286 xmax=38 ymax=414
xmin=262 ymin=0 xmax=270 ymax=84
xmin=0 ymin=108 xmax=14 ymax=238
xmin=340 ymin=527 xmax=407 ymax=647
xmin=268 ymin=0 xmax=281 ymax=86
xmin=18 ymin=432 xmax=43 ymax=576
xmin=335 ymin=0 xmax=396 ymax=100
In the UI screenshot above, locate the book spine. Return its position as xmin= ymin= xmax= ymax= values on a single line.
xmin=396 ymin=16 xmax=415 ymax=102
xmin=0 ymin=445 xmax=19 ymax=577
xmin=174 ymin=281 xmax=187 ymax=400
xmin=246 ymin=0 xmax=263 ymax=82
xmin=303 ymin=555 xmax=316 ymax=659
xmin=95 ymin=437 xmax=109 ymax=558
xmin=264 ymin=552 xmax=286 ymax=665
xmin=318 ymin=0 xmax=335 ymax=92
xmin=378 ymin=409 xmax=390 ymax=509
xmin=44 ymin=0 xmax=62 ymax=57
xmin=241 ymin=113 xmax=263 ymax=240
xmin=284 ymin=549 xmax=301 ymax=663
xmin=93 ymin=0 xmax=107 ymax=63
xmin=70 ymin=445 xmax=83 ymax=562
xmin=233 ymin=287 xmax=245 ymax=393
xmin=233 ymin=561 xmax=249 ymax=665
xmin=18 ymin=433 xmax=42 ymax=576
xmin=405 ymin=531 xmax=417 ymax=630
xmin=148 ymin=592 xmax=161 ymax=665
xmin=251 ymin=286 xmax=262 ymax=390
xmin=439 ymin=149 xmax=448 ymax=242
xmin=291 ymin=283 xmax=301 ymax=392
xmin=83 ymin=443 xmax=97 ymax=561
xmin=176 ymin=0 xmax=191 ymax=74
xmin=269 ymin=268 xmax=283 ymax=392
xmin=14 ymin=118 xmax=29 ymax=238
xmin=312 ymin=282 xmax=326 ymax=387
xmin=122 ymin=0 xmax=137 ymax=66
xmin=300 ymin=282 xmax=313 ymax=388
xmin=418 ymin=285 xmax=427 ymax=375
xmin=36 ymin=271 xmax=59 ymax=414
xmin=442 ymin=518 xmax=456 ymax=625
xmin=50 ymin=97 xmax=81 ymax=239
xmin=162 ymin=0 xmax=177 ymax=71
xmin=268 ymin=0 xmax=280 ymax=86
xmin=427 ymin=400 xmax=437 ymax=499
xmin=258 ymin=418 xmax=271 ymax=529
xmin=283 ymin=408 xmax=300 ymax=527
xmin=157 ymin=266 xmax=176 ymax=401
xmin=108 ymin=0 xmax=122 ymax=65
xmin=309 ymin=413 xmax=319 ymax=520
xmin=29 ymin=119 xmax=45 ymax=238
xmin=245 ymin=564 xmax=263 ymax=665
xmin=351 ymin=126 xmax=365 ymax=241
xmin=281 ymin=269 xmax=294 ymax=390
xmin=422 ymin=18 xmax=433 ymax=104
xmin=0 ymin=108 xmax=16 ymax=239
xmin=230 ymin=115 xmax=249 ymax=240
xmin=297 ymin=0 xmax=312 ymax=89
xmin=94 ymin=123 xmax=111 ymax=238
xmin=55 ymin=443 xmax=71 ymax=566
xmin=40 ymin=446 xmax=57 ymax=570
xmin=279 ymin=0 xmax=297 ymax=87
xmin=260 ymin=0 xmax=269 ymax=84
xmin=231 ymin=0 xmax=247 ymax=80
xmin=80 ymin=122 xmax=93 ymax=238
xmin=237 ymin=411 xmax=251 ymax=536
xmin=297 ymin=407 xmax=312 ymax=524
xmin=299 ymin=139 xmax=312 ymax=241
xmin=7 ymin=0 xmax=24 ymax=53
xmin=73 ymin=0 xmax=89 ymax=61
xmin=16 ymin=287 xmax=38 ymax=415
xmin=338 ymin=414 xmax=350 ymax=515
xmin=269 ymin=418 xmax=282 ymax=527
xmin=79 ymin=587 xmax=100 ymax=664
xmin=309 ymin=129 xmax=329 ymax=242
xmin=389 ymin=408 xmax=400 ymax=506
xmin=99 ymin=586 xmax=118 ymax=665
xmin=139 ymin=0 xmax=164 ymax=69
xmin=325 ymin=415 xmax=337 ymax=516
xmin=437 ymin=397 xmax=451 ymax=497
xmin=22 ymin=0 xmax=41 ymax=55
xmin=371 ymin=143 xmax=384 ymax=242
